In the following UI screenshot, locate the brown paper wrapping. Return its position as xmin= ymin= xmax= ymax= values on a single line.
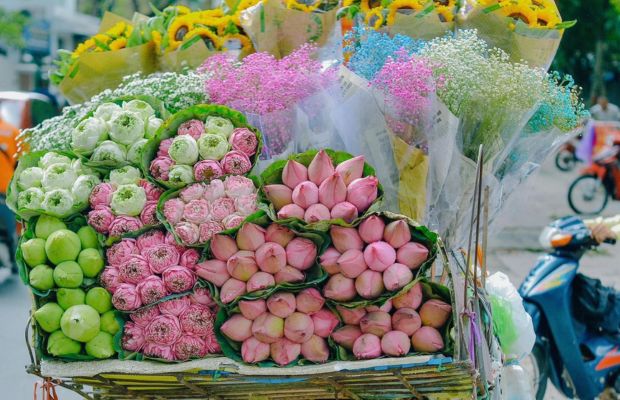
xmin=391 ymin=136 xmax=428 ymax=221
xmin=158 ymin=40 xmax=214 ymax=72
xmin=386 ymin=12 xmax=454 ymax=40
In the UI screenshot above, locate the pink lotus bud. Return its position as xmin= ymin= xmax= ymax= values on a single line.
xmin=227 ymin=251 xmax=259 ymax=281
xmin=292 ymin=181 xmax=319 ymax=209
xmin=100 ymin=267 xmax=122 ymax=293
xmin=274 ymin=266 xmax=305 ymax=284
xmin=346 ymin=176 xmax=379 ymax=213
xmin=365 ymin=300 xmax=393 ymax=313
xmin=383 ymin=263 xmax=414 ymax=291
xmin=239 ymin=299 xmax=267 ymax=320
xmin=121 ymin=322 xmax=145 ymax=352
xmin=331 ymin=325 xmax=363 ymax=350
xmin=236 ymin=223 xmax=266 ymax=251
xmin=304 ymin=203 xmax=331 ymax=223
xmin=397 ymin=242 xmax=429 ymax=270
xmin=355 ymin=270 xmax=384 ymax=299
xmin=419 ymin=300 xmax=452 ymax=328
xmin=337 ymin=249 xmax=368 ymax=279
xmin=308 ymin=150 xmax=335 ymax=185
xmin=330 ymin=202 xmax=358 ymax=223
xmin=282 ymin=160 xmax=308 ymax=190
xmin=318 ymin=173 xmax=347 ymax=209
xmin=196 ymin=259 xmax=230 ymax=287
xmin=295 ymin=288 xmax=325 ymax=314
xmin=392 ymin=308 xmax=422 ymax=336
xmin=381 ymin=330 xmax=411 ymax=356
xmin=190 ymin=287 xmax=216 ymax=307
xmin=358 ymin=215 xmax=386 ymax=244
xmin=353 ymin=334 xmax=382 ymax=359
xmin=335 ymin=156 xmax=365 ymax=186
xmin=264 ymin=184 xmax=293 ymax=211
xmin=360 ymin=311 xmax=392 ymax=338
xmin=336 ymin=305 xmax=366 ymax=325
xmin=392 ymin=283 xmax=423 ymax=310
xmin=301 ymin=335 xmax=330 ymax=363
xmin=311 ymin=309 xmax=339 ymax=338
xmin=256 ymin=242 xmax=286 ymax=273
xmin=330 ymin=226 xmax=364 ymax=253
xmin=319 ymin=247 xmax=341 ymax=275
xmin=411 ymin=326 xmax=444 ymax=352
xmin=265 ymin=224 xmax=295 ymax=247
xmin=270 ymin=338 xmax=301 ymax=366
xmin=383 ymin=220 xmax=411 ymax=249
xmin=246 ymin=272 xmax=275 ymax=293
xmin=277 ymin=204 xmax=305 ymax=220
xmin=284 ymin=312 xmax=314 ymax=343
xmin=220 ymin=278 xmax=247 ymax=304
xmin=323 ymin=274 xmax=357 ymax=302
xmin=210 ymin=234 xmax=239 ymax=261
xmin=363 ymin=241 xmax=396 ymax=272
xmin=285 ymin=238 xmax=317 ymax=271
xmin=221 ymin=314 xmax=253 ymax=342
xmin=242 ymin=337 xmax=270 ymax=363
xmin=252 ymin=313 xmax=284 ymax=344
xmin=266 ymin=292 xmax=296 ymax=318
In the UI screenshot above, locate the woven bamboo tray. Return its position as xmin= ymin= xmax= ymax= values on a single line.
xmin=30 ymin=355 xmax=475 ymax=400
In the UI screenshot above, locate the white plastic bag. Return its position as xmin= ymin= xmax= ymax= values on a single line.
xmin=500 ymin=363 xmax=535 ymax=400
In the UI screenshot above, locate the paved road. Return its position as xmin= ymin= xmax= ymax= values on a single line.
xmin=1 ymin=156 xmax=619 ymax=399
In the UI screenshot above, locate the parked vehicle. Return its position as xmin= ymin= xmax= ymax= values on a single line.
xmin=555 ymin=133 xmax=582 ymax=172
xmin=520 ymin=216 xmax=620 ymax=400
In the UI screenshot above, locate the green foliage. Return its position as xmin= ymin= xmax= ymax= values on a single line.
xmin=0 ymin=7 xmax=29 ymax=48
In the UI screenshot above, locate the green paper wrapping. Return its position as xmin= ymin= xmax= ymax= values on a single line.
xmin=141 ymin=104 xmax=263 ymax=190
xmin=258 ymin=149 xmax=384 ymax=231
xmin=201 ymin=211 xmax=330 ymax=308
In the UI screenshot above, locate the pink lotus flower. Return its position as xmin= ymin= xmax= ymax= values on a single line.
xmin=145 ymin=244 xmax=181 ymax=274
xmin=145 ymin=314 xmax=183 ymax=346
xmin=346 ymin=176 xmax=379 ymax=213
xmin=411 ymin=326 xmax=444 ymax=352
xmin=157 ymin=138 xmax=173 ymax=158
xmin=363 ymin=241 xmax=397 ymax=272
xmin=175 ymin=222 xmax=200 ymax=245
xmin=392 ymin=308 xmax=422 ymax=336
xmin=89 ymin=183 xmax=115 ymax=208
xmin=143 ymin=343 xmax=175 ymax=361
xmin=274 ymin=266 xmax=305 ymax=284
xmin=203 ymin=179 xmax=225 ymax=201
xmin=234 ymin=194 xmax=258 ymax=216
xmin=358 ymin=215 xmax=386 ymax=244
xmin=179 ymin=304 xmax=214 ymax=335
xmin=220 ymin=278 xmax=247 ymax=303
xmin=183 ymin=199 xmax=211 ymax=224
xmin=256 ymin=242 xmax=286 ymax=273
xmin=335 ymin=156 xmax=365 ymax=186
xmin=222 ymin=213 xmax=244 ymax=229
xmin=271 ymin=338 xmax=301 ymax=366
xmin=308 ymin=150 xmax=335 ymax=186
xmin=203 ymin=327 xmax=220 ymax=354
xmin=227 ymin=250 xmax=258 ymax=281
xmin=210 ymin=234 xmax=239 ymax=261
xmin=136 ymin=275 xmax=167 ymax=305
xmin=163 ymin=198 xmax=185 ymax=225
xmin=107 ymin=239 xmax=138 ymax=267
xmin=323 ymin=274 xmax=356 ymax=302
xmin=383 ymin=220 xmax=411 ymax=249
xmin=336 ymin=305 xmax=366 ymax=325
xmin=286 ymin=238 xmax=317 ymax=271
xmin=229 ymin=128 xmax=258 ymax=156
xmin=252 ymin=313 xmax=284 ymax=344
xmin=173 ymin=334 xmax=207 ymax=360
xmin=319 ymin=247 xmax=341 ymax=275
xmin=318 ymin=173 xmax=347 ymax=209
xmin=265 ymin=224 xmax=295 ymax=247
xmin=301 ymin=335 xmax=329 ymax=363
xmin=162 ymin=265 xmax=197 ymax=293
xmin=122 ymin=321 xmax=145 ymax=352
xmin=210 ymin=197 xmax=236 ymax=221
xmin=330 ymin=202 xmax=358 ymax=223
xmin=236 ymin=223 xmax=266 ymax=251
xmin=396 ymin=242 xmax=429 ymax=270
xmin=118 ymin=254 xmax=152 ymax=285
xmin=139 ymin=180 xmax=164 ymax=202
xmin=381 ymin=330 xmax=411 ymax=357
xmin=140 ymin=201 xmax=159 ymax=226
xmin=221 ymin=314 xmax=253 ymax=342
xmin=178 ymin=119 xmax=205 ymax=140
xmin=263 ymin=184 xmax=293 ymax=211
xmin=199 ymin=221 xmax=224 ymax=243
xmin=190 ymin=286 xmax=216 ymax=307
xmin=194 ymin=160 xmax=224 ymax=182
xmin=292 ymin=181 xmax=319 ymax=209
xmin=112 ymin=283 xmax=142 ymax=311
xmin=100 ymin=266 xmax=122 ymax=293
xmin=246 ymin=271 xmax=276 ymax=292
xmin=88 ymin=205 xmax=115 ymax=234
xmin=150 ymin=156 xmax=175 ymax=181
xmin=130 ymin=305 xmax=160 ymax=327
xmin=296 ymin=288 xmax=325 ymax=314
xmin=337 ymin=249 xmax=367 ymax=279
xmin=284 ymin=312 xmax=314 ymax=344
xmin=239 ymin=299 xmax=267 ymax=320
xmin=277 ymin=204 xmax=305 ymax=220
xmin=383 ymin=263 xmax=413 ymax=291
xmin=331 ymin=325 xmax=362 ymax=350
xmin=267 ymin=292 xmax=296 ymax=319
xmin=224 ymin=175 xmax=256 ymax=198
xmin=419 ymin=300 xmax=452 ymax=328
xmin=165 ymin=231 xmax=185 ymax=252
xmin=355 ymin=270 xmax=385 ymax=299
xmin=282 ymin=160 xmax=309 ymax=190
xmin=180 ymin=184 xmax=205 ymax=202
xmin=180 ymin=249 xmax=201 ymax=270
xmin=136 ymin=230 xmax=165 ymax=252
xmin=159 ymin=296 xmax=191 ymax=316
xmin=311 ymin=309 xmax=339 ymax=338
xmin=109 ymin=216 xmax=143 ymax=238
xmin=242 ymin=337 xmax=270 ymax=363
xmin=304 ymin=204 xmax=330 ymax=223
xmin=195 ymin=259 xmax=230 ymax=287
xmin=221 ymin=150 xmax=252 ymax=175
xmin=360 ymin=311 xmax=392 ymax=337
xmin=392 ymin=283 xmax=423 ymax=309
xmin=330 ymin=226 xmax=364 ymax=253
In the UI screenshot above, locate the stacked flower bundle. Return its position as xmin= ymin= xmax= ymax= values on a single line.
xmin=341 ymin=0 xmax=457 ymax=30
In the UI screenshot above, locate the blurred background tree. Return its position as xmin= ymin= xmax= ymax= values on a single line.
xmin=77 ymin=0 xmax=210 ymax=18
xmin=553 ymin=0 xmax=620 ymax=104
xmin=0 ymin=6 xmax=29 ymax=49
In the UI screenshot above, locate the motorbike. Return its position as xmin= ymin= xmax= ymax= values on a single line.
xmin=555 ymin=133 xmax=582 ymax=172
xmin=520 ymin=215 xmax=620 ymax=400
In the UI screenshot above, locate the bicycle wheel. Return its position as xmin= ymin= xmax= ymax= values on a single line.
xmin=521 ymin=344 xmax=549 ymax=400
xmin=555 ymin=150 xmax=577 ymax=172
xmin=568 ymin=175 xmax=609 ymax=215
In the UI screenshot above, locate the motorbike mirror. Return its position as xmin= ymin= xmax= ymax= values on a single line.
xmin=550 ymin=233 xmax=573 ymax=248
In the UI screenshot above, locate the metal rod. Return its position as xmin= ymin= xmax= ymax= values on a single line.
xmin=472 ymin=148 xmax=484 ymax=301
xmin=463 ymin=145 xmax=484 ymax=307
xmin=482 ymin=186 xmax=490 ymax=287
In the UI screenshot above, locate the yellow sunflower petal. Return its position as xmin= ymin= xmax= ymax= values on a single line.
xmin=286 ymin=0 xmax=323 ymax=12
xmin=109 ymin=37 xmax=127 ymax=50
xmin=361 ymin=0 xmax=385 ymax=13
xmin=222 ymin=33 xmax=254 ymax=53
xmin=498 ymin=2 xmax=537 ymax=27
xmin=386 ymin=0 xmax=425 ymax=25
xmin=436 ymin=5 xmax=455 ymax=21
xmin=184 ymin=27 xmax=223 ymax=51
xmin=365 ymin=8 xmax=385 ymax=29
xmin=167 ymin=17 xmax=195 ymax=49
xmin=535 ymin=8 xmax=561 ymax=27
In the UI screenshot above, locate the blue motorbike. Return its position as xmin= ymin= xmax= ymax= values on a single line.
xmin=519 ymin=216 xmax=619 ymax=399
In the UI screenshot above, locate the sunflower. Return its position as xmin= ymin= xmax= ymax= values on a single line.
xmin=529 ymin=0 xmax=556 ymax=10
xmin=436 ymin=5 xmax=455 ymax=21
xmin=222 ymin=33 xmax=254 ymax=53
xmin=498 ymin=1 xmax=537 ymax=27
xmin=342 ymin=0 xmax=355 ymax=5
xmin=365 ymin=7 xmax=385 ymax=28
xmin=535 ymin=7 xmax=561 ymax=27
xmin=151 ymin=30 xmax=163 ymax=54
xmin=167 ymin=16 xmax=196 ymax=50
xmin=73 ymin=39 xmax=96 ymax=58
xmin=286 ymin=0 xmax=323 ymax=12
xmin=184 ymin=27 xmax=222 ymax=51
xmin=109 ymin=37 xmax=128 ymax=50
xmin=361 ymin=0 xmax=385 ymax=13
xmin=386 ymin=0 xmax=425 ymax=25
